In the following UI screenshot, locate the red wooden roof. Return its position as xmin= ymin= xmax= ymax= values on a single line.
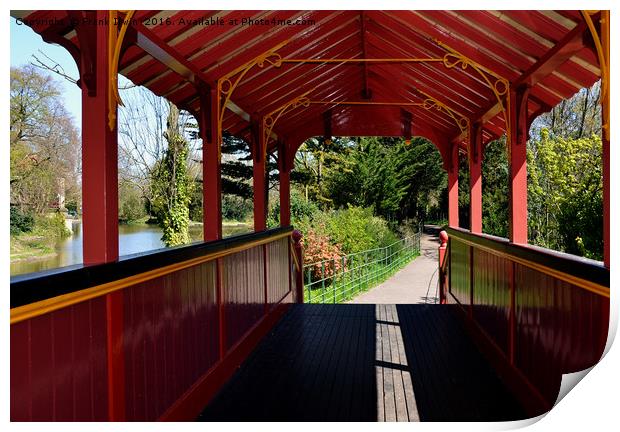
xmin=14 ymin=10 xmax=601 ymax=155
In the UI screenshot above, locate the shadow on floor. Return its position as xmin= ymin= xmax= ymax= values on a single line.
xmin=197 ymin=304 xmax=526 ymax=422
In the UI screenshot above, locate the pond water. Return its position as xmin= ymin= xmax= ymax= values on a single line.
xmin=10 ymin=221 xmax=252 ymax=276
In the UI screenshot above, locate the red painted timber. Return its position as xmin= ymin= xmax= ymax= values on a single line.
xmin=508 ymin=86 xmax=529 ymax=244
xmin=81 ymin=11 xmax=119 ymax=264
xmin=200 ymin=87 xmax=222 ymax=241
xmin=448 ymin=144 xmax=459 ymax=228
xmin=469 ymin=123 xmax=482 ymax=234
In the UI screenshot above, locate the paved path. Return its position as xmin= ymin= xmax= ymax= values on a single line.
xmin=349 ymin=226 xmax=441 ymax=304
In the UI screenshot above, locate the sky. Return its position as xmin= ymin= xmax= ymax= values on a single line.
xmin=10 ymin=18 xmax=83 ymax=128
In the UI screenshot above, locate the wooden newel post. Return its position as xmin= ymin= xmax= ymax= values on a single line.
xmin=438 ymin=230 xmax=449 ymax=304
xmin=292 ymin=230 xmax=304 ymax=303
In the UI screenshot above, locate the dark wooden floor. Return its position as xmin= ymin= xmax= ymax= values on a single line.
xmin=197 ymin=304 xmax=526 ymax=422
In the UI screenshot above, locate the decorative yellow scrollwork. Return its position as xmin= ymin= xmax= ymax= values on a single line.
xmin=418 ymin=89 xmax=470 ymax=135
xmin=581 ymin=10 xmax=609 ymax=141
xmin=217 ymin=40 xmax=289 ymax=146
xmin=437 ymin=41 xmax=510 ymax=137
xmin=262 ymin=89 xmax=314 ymax=159
xmin=108 ymin=10 xmax=135 ymax=130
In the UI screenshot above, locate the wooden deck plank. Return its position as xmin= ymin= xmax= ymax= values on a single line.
xmin=198 ymin=304 xmax=525 ymax=422
xmin=375 ymin=306 xmax=385 ymax=421
xmin=394 ymin=307 xmax=419 ymax=421
xmin=380 ymin=306 xmax=397 ymax=421
xmin=386 ymin=305 xmax=410 ymax=422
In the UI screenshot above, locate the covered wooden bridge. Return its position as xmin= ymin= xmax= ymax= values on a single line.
xmin=10 ymin=10 xmax=610 ymax=421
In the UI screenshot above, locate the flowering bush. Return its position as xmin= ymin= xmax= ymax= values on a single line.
xmin=303 ymin=225 xmax=343 ymax=281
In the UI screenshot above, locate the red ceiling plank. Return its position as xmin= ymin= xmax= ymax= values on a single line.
xmin=368 ymin=80 xmax=456 ymax=133
xmin=459 ymin=11 xmax=550 ymax=57
xmin=147 ymin=11 xmax=317 ymax=96
xmin=554 ymin=10 xmax=583 ymax=23
xmin=129 ymin=21 xmax=212 ymax=87
xmin=279 ymin=77 xmax=366 ymax=131
xmin=238 ymin=40 xmax=363 ymax=110
xmin=364 ymin=37 xmax=487 ymax=114
xmin=266 ymin=67 xmax=363 ymax=127
xmin=502 ymin=11 xmax=568 ymax=43
xmin=417 ymin=10 xmax=534 ymax=72
xmin=365 ymin=15 xmax=494 ymax=97
xmin=233 ymin=18 xmax=362 ymax=107
xmin=359 ymin=11 xmax=370 ymax=99
xmin=462 ymin=18 xmax=596 ymax=140
xmin=364 ymin=23 xmax=491 ymax=107
xmin=232 ymin=25 xmax=361 ymax=110
xmin=125 ymin=10 xmax=262 ymax=84
xmin=120 ymin=11 xmax=216 ymax=68
xmin=201 ymin=11 xmax=340 ymax=79
xmin=513 ymin=19 xmax=592 ymax=88
xmin=367 ymin=66 xmax=470 ymax=131
xmin=387 ymin=11 xmax=520 ymax=81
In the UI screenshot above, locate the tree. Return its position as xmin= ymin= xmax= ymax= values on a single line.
xmin=294 ymin=136 xmax=351 ymax=207
xmin=528 ymin=130 xmax=602 ymax=259
xmin=10 ymin=65 xmax=80 ymax=215
xmin=118 ymin=86 xmax=201 ymax=219
xmin=149 ymin=102 xmax=194 ymax=246
xmin=481 ymin=138 xmax=509 ymax=237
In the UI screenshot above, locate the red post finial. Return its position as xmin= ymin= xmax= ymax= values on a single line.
xmin=438 ymin=230 xmax=449 ymax=304
xmin=439 ymin=230 xmax=449 ymax=247
xmin=292 ymin=230 xmax=304 ymax=303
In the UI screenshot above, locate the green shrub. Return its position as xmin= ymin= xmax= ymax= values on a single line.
xmin=32 ymin=212 xmax=71 ymax=240
xmin=222 ymin=194 xmax=252 ymax=221
xmin=325 ymin=206 xmax=399 ymax=254
xmin=10 ymin=207 xmax=35 ymax=235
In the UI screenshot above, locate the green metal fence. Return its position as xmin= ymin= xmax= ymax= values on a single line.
xmin=303 ymin=230 xmax=422 ymax=304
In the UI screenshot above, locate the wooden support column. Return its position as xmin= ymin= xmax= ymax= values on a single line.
xmin=80 ymin=11 xmax=118 ymax=264
xmin=448 ymin=143 xmax=459 ymax=228
xmin=252 ymin=118 xmax=267 ymax=232
xmin=469 ymin=122 xmax=483 ymax=234
xmin=279 ymin=141 xmax=291 ymax=227
xmin=200 ymin=87 xmax=222 ymax=241
xmin=508 ymin=85 xmax=530 ymax=244
xmin=601 ymin=11 xmax=610 ymax=268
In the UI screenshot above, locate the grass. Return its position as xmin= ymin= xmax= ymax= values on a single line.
xmin=303 ymin=241 xmax=420 ymax=304
xmin=10 ymin=234 xmax=55 ymax=261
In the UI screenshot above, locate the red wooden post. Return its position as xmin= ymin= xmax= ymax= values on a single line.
xmin=508 ymin=85 xmax=530 ymax=244
xmin=200 ymin=87 xmax=222 ymax=241
xmin=469 ymin=122 xmax=483 ymax=234
xmin=279 ymin=141 xmax=291 ymax=227
xmin=292 ymin=230 xmax=304 ymax=303
xmin=80 ymin=13 xmax=118 ymax=265
xmin=448 ymin=143 xmax=459 ymax=228
xmin=252 ymin=118 xmax=267 ymax=232
xmin=601 ymin=11 xmax=610 ymax=268
xmin=438 ymin=230 xmax=448 ymax=304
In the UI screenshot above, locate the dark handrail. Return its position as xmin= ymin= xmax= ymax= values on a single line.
xmin=11 ymin=226 xmax=294 ymax=309
xmin=445 ymin=227 xmax=609 ymax=290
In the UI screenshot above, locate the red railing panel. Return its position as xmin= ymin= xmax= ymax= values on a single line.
xmin=267 ymin=237 xmax=291 ymax=306
xmin=222 ymin=245 xmax=266 ymax=351
xmin=10 ymin=298 xmax=109 ymax=421
xmin=472 ymin=248 xmax=511 ymax=353
xmin=514 ymin=264 xmax=609 ymax=405
xmin=122 ymin=261 xmax=218 ymax=421
xmin=10 ymin=227 xmax=299 ymax=421
xmin=449 ymin=239 xmax=471 ymax=306
xmin=444 ymin=227 xmax=609 ymax=415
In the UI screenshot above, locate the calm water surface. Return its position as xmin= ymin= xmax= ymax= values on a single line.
xmin=11 ymin=221 xmax=251 ymax=276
